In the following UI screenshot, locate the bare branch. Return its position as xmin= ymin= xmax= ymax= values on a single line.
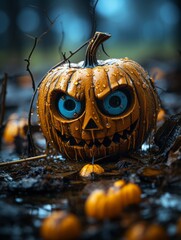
xmin=51 ymin=39 xmax=90 ymax=70
xmin=0 ymin=154 xmax=47 ymax=167
xmin=24 ymin=37 xmax=37 ymax=91
xmin=24 ymin=7 xmax=60 ymax=92
xmin=0 ymin=73 xmax=8 ymax=150
xmin=25 ymin=10 xmax=60 ymax=155
xmin=90 ymin=0 xmax=99 ymax=37
xmin=0 ymin=73 xmax=8 ymax=128
xmin=38 ymin=14 xmax=60 ymax=41
xmin=58 ymin=21 xmax=65 ymax=59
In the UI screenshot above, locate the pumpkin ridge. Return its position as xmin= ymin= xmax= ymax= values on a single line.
xmin=116 ymin=64 xmax=151 ymax=144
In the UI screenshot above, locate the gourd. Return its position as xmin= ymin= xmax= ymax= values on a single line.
xmin=85 ymin=181 xmax=141 ymax=220
xmin=40 ymin=211 xmax=81 ymax=240
xmin=37 ymin=32 xmax=159 ymax=161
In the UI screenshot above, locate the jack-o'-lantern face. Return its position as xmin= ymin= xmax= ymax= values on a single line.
xmin=37 ymin=32 xmax=160 ymax=161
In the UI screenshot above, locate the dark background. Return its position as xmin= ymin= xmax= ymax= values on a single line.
xmin=0 ymin=0 xmax=180 ymax=76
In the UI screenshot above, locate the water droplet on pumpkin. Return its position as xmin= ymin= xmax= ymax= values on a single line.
xmin=106 ymin=122 xmax=111 ymax=128
xmin=142 ymin=83 xmax=147 ymax=89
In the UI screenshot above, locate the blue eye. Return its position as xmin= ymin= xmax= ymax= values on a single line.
xmin=58 ymin=94 xmax=82 ymax=119
xmin=102 ymin=90 xmax=129 ymax=116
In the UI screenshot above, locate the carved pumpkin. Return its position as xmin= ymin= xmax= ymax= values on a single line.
xmin=37 ymin=32 xmax=160 ymax=161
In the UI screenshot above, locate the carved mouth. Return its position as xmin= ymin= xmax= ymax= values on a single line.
xmin=56 ymin=120 xmax=137 ymax=148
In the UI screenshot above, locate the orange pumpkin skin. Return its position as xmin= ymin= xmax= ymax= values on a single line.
xmin=85 ymin=189 xmax=122 ymax=220
xmin=125 ymin=222 xmax=168 ymax=240
xmin=117 ymin=183 xmax=142 ymax=209
xmin=37 ymin=32 xmax=159 ymax=161
xmin=3 ymin=113 xmax=28 ymax=144
xmin=40 ymin=211 xmax=81 ymax=240
xmin=79 ymin=163 xmax=104 ymax=177
xmin=85 ymin=181 xmax=141 ymax=220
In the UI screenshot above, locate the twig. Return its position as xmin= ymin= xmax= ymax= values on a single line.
xmin=38 ymin=14 xmax=60 ymax=41
xmin=0 ymin=154 xmax=47 ymax=167
xmin=58 ymin=21 xmax=65 ymax=58
xmin=0 ymin=73 xmax=8 ymax=149
xmin=25 ymin=12 xmax=60 ymax=155
xmin=51 ymin=39 xmax=90 ymax=70
xmin=90 ymin=0 xmax=99 ymax=37
xmin=24 ymin=37 xmax=37 ymax=91
xmin=0 ymin=73 xmax=8 ymax=127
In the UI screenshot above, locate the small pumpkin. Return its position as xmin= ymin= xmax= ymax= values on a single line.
xmin=117 ymin=182 xmax=142 ymax=208
xmin=113 ymin=179 xmax=126 ymax=188
xmin=40 ymin=211 xmax=81 ymax=240
xmin=125 ymin=222 xmax=168 ymax=240
xmin=79 ymin=163 xmax=104 ymax=177
xmin=37 ymin=32 xmax=160 ymax=160
xmin=85 ymin=189 xmax=122 ymax=220
xmin=3 ymin=113 xmax=28 ymax=144
xmin=85 ymin=181 xmax=141 ymax=220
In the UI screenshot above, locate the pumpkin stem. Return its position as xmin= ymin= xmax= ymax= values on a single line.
xmin=83 ymin=32 xmax=111 ymax=68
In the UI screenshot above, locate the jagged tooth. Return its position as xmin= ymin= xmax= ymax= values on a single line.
xmin=85 ymin=140 xmax=92 ymax=145
xmin=98 ymin=138 xmax=105 ymax=143
xmin=84 ymin=144 xmax=89 ymax=151
xmin=119 ymin=131 xmax=123 ymax=136
xmin=74 ymin=138 xmax=81 ymax=144
xmin=109 ymin=135 xmax=114 ymax=141
xmin=66 ymin=140 xmax=70 ymax=146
